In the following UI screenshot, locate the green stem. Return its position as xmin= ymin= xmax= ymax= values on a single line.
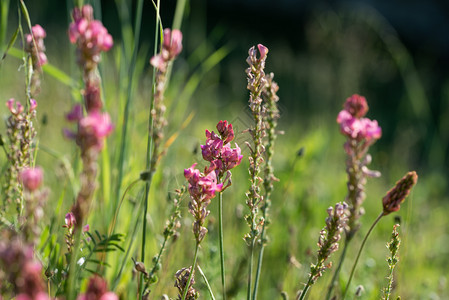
xmin=138 ymin=0 xmax=160 ymax=297
xmin=198 ymin=264 xmax=216 ymax=300
xmin=181 ymin=242 xmax=199 ymax=300
xmin=66 ymin=229 xmax=82 ymax=300
xmin=247 ymin=238 xmax=255 ymax=300
xmin=325 ymin=237 xmax=349 ymax=300
xmin=296 ymin=277 xmax=314 ymax=300
xmin=342 ymin=212 xmax=384 ymax=299
xmin=252 ymin=225 xmax=265 ymax=300
xmin=218 ymin=191 xmax=226 ymax=300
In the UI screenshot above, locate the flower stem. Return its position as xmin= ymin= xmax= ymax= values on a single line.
xmin=325 ymin=237 xmax=349 ymax=300
xmin=252 ymin=223 xmax=266 ymax=300
xmin=296 ymin=277 xmax=313 ymax=300
xmin=181 ymin=242 xmax=199 ymax=300
xmin=342 ymin=212 xmax=384 ymax=299
xmin=218 ymin=191 xmax=226 ymax=300
xmin=247 ymin=238 xmax=256 ymax=300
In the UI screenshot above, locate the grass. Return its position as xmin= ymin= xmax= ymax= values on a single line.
xmin=1 ymin=1 xmax=448 ymax=299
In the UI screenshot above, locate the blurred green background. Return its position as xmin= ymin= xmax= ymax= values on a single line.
xmin=1 ymin=0 xmax=448 ymax=299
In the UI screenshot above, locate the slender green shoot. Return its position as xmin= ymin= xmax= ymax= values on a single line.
xmin=218 ymin=191 xmax=226 ymax=299
xmin=198 ymin=264 xmax=216 ymax=300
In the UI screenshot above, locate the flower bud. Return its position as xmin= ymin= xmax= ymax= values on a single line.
xmin=20 ymin=167 xmax=43 ymax=191
xmin=382 ymin=171 xmax=418 ymax=215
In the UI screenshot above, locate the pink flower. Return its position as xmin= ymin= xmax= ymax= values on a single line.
xmin=20 ymin=167 xmax=43 ymax=191
xmin=163 ymin=28 xmax=183 ymax=59
xmin=31 ymin=25 xmax=46 ymax=39
xmin=257 ymin=44 xmax=268 ymax=60
xmin=77 ymin=111 xmax=114 ymax=150
xmin=30 ymin=99 xmax=38 ymax=111
xmin=184 ymin=164 xmax=223 ymax=201
xmin=201 ymin=132 xmax=223 ymax=162
xmin=66 ymin=104 xmax=84 ymax=122
xmin=6 ymin=98 xmax=24 ymax=115
xmin=64 ymin=212 xmax=76 ymax=228
xmin=344 ymin=94 xmax=368 ymax=118
xmin=150 ymin=28 xmax=183 ymax=71
xmin=69 ymin=5 xmax=113 ymax=66
xmin=221 ymin=143 xmax=243 ymax=170
xmin=83 ymin=224 xmax=90 ymax=232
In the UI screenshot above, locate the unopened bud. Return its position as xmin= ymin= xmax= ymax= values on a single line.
xmin=382 ymin=171 xmax=418 ymax=215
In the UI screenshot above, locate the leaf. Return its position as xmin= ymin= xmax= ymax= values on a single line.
xmin=0 ymin=26 xmax=18 ymax=65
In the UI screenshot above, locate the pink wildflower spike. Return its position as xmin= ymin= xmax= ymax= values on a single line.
xmin=37 ymin=52 xmax=48 ymax=67
xmin=344 ymin=94 xmax=369 ymax=118
xmin=20 ymin=167 xmax=43 ymax=192
xmin=66 ymin=104 xmax=84 ymax=122
xmin=201 ymin=138 xmax=223 ymax=162
xmin=257 ymin=44 xmax=268 ymax=60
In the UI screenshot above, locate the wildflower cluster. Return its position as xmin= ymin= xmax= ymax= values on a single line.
xmin=149 ymin=29 xmax=183 ymax=172
xmin=311 ymin=202 xmax=349 ymax=282
xmin=3 ymin=98 xmax=38 ymax=212
xmin=244 ymin=44 xmax=269 ymax=243
xmin=24 ymin=24 xmax=47 ymax=97
xmin=69 ymin=5 xmax=113 ymax=72
xmin=184 ymin=163 xmax=223 ymax=243
xmin=0 ymin=233 xmax=48 ymax=299
xmin=174 ymin=267 xmax=199 ymax=300
xmin=337 ymin=94 xmax=382 ymax=238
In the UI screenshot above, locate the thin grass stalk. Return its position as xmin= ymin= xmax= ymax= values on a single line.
xmin=198 ymin=265 xmax=216 ymax=300
xmin=218 ymin=190 xmax=226 ymax=299
xmin=139 ymin=0 xmax=161 ymax=297
xmin=113 ymin=0 xmax=144 ymax=225
xmin=342 ymin=212 xmax=384 ymax=300
xmin=181 ymin=242 xmax=200 ymax=300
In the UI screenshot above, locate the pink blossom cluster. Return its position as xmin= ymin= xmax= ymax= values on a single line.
xmin=337 ymin=94 xmax=382 ymax=144
xmin=0 ymin=235 xmax=48 ymax=299
xmin=184 ymin=163 xmax=223 ymax=202
xmin=76 ymin=275 xmax=118 ymax=300
xmin=150 ymin=28 xmax=183 ymax=71
xmin=65 ymin=105 xmax=114 ymax=152
xmin=69 ymin=4 xmax=113 ymax=70
xmin=25 ymin=24 xmax=47 ymax=68
xmin=200 ymin=120 xmax=243 ymax=178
